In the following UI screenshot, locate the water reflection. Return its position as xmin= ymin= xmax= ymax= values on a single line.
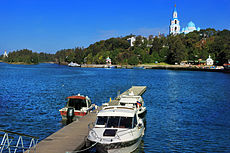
xmin=133 ymin=140 xmax=145 ymax=153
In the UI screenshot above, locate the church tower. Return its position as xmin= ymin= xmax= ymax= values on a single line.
xmin=170 ymin=5 xmax=180 ymax=35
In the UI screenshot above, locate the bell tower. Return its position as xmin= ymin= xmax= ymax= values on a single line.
xmin=170 ymin=4 xmax=180 ymax=35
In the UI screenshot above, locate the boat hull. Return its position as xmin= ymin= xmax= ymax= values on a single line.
xmin=94 ymin=136 xmax=142 ymax=153
xmin=59 ymin=111 xmax=87 ymax=120
xmin=68 ymin=62 xmax=81 ymax=67
xmin=59 ymin=104 xmax=95 ymax=121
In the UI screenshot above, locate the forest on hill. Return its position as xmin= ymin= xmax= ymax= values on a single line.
xmin=1 ymin=28 xmax=230 ymax=65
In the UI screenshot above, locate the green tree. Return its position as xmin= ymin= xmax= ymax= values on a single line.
xmin=128 ymin=55 xmax=139 ymax=65
xmin=168 ymin=35 xmax=187 ymax=64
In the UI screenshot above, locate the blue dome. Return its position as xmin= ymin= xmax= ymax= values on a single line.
xmin=188 ymin=21 xmax=195 ymax=27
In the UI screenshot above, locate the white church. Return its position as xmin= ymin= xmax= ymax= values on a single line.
xmin=127 ymin=5 xmax=201 ymax=46
xmin=170 ymin=5 xmax=200 ymax=35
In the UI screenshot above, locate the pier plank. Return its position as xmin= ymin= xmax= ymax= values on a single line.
xmin=110 ymin=86 xmax=146 ymax=106
xmin=32 ymin=112 xmax=97 ymax=153
xmin=119 ymin=86 xmax=146 ymax=98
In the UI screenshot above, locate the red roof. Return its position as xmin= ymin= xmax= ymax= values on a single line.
xmin=66 ymin=96 xmax=86 ymax=100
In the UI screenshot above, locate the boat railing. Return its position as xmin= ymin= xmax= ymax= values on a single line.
xmin=88 ymin=122 xmax=102 ymax=140
xmin=0 ymin=129 xmax=39 ymax=153
xmin=114 ymin=129 xmax=133 ymax=140
xmin=88 ymin=123 xmax=134 ymax=141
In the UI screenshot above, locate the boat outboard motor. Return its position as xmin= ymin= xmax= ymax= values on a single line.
xmin=67 ymin=107 xmax=75 ymax=124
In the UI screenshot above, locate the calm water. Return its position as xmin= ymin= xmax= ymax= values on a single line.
xmin=0 ymin=62 xmax=230 ymax=152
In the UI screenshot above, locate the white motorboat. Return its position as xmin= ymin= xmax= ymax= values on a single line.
xmin=118 ymin=92 xmax=147 ymax=120
xmin=68 ymin=62 xmax=80 ymax=67
xmin=88 ymin=106 xmax=145 ymax=153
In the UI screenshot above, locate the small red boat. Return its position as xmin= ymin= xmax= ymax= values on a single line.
xmin=59 ymin=94 xmax=95 ymax=121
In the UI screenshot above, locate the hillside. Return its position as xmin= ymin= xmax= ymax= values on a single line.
xmin=2 ymin=28 xmax=230 ymax=65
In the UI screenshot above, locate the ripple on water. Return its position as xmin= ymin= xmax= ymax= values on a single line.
xmin=0 ymin=63 xmax=230 ymax=152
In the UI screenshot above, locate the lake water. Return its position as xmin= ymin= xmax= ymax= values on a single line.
xmin=0 ymin=63 xmax=230 ymax=152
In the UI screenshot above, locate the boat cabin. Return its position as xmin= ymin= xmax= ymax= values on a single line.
xmin=95 ymin=106 xmax=138 ymax=129
xmin=119 ymin=95 xmax=144 ymax=108
xmin=66 ymin=95 xmax=91 ymax=110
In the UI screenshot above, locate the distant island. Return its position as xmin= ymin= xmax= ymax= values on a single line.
xmin=0 ymin=28 xmax=229 ymax=66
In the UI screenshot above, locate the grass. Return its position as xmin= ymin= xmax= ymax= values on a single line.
xmin=139 ymin=62 xmax=170 ymax=66
xmin=5 ymin=62 xmax=37 ymax=65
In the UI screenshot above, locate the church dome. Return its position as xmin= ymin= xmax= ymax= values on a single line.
xmin=188 ymin=21 xmax=195 ymax=27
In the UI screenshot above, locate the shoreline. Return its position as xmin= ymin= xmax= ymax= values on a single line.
xmin=0 ymin=61 xmax=37 ymax=65
xmin=1 ymin=61 xmax=56 ymax=65
xmin=1 ymin=61 xmax=227 ymax=73
xmin=80 ymin=64 xmax=225 ymax=73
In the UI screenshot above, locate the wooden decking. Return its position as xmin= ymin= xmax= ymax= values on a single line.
xmin=109 ymin=86 xmax=147 ymax=106
xmin=118 ymin=86 xmax=146 ymax=98
xmin=30 ymin=112 xmax=97 ymax=153
xmin=33 ymin=86 xmax=146 ymax=153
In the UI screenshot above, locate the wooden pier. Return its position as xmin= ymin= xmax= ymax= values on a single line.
xmin=109 ymin=86 xmax=147 ymax=106
xmin=118 ymin=86 xmax=146 ymax=98
xmin=33 ymin=86 xmax=146 ymax=153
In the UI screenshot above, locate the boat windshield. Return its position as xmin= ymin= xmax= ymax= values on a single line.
xmin=120 ymin=102 xmax=137 ymax=108
xmin=119 ymin=117 xmax=133 ymax=128
xmin=96 ymin=116 xmax=108 ymax=126
xmin=96 ymin=116 xmax=133 ymax=128
xmin=107 ymin=116 xmax=120 ymax=128
xmin=68 ymin=99 xmax=87 ymax=110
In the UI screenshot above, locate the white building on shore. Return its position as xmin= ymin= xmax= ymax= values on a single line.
xmin=106 ymin=57 xmax=111 ymax=65
xmin=127 ymin=37 xmax=136 ymax=47
xmin=3 ymin=50 xmax=8 ymax=58
xmin=206 ymin=55 xmax=214 ymax=65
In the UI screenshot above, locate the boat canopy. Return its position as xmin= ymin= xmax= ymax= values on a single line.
xmin=66 ymin=96 xmax=86 ymax=100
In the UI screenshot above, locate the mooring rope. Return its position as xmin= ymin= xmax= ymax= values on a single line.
xmin=66 ymin=141 xmax=98 ymax=153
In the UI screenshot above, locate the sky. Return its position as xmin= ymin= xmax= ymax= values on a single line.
xmin=0 ymin=0 xmax=230 ymax=54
